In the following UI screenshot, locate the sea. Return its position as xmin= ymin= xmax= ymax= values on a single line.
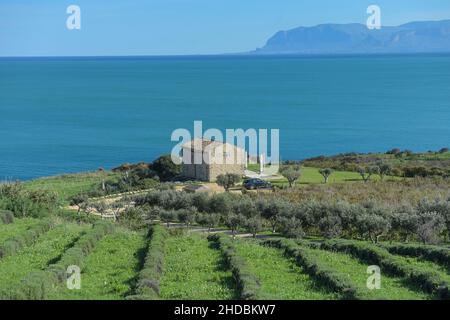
xmin=1 ymin=54 xmax=450 ymax=180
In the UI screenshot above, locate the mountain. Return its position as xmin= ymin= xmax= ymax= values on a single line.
xmin=252 ymin=20 xmax=450 ymax=55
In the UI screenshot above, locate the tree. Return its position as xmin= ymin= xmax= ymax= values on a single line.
xmin=151 ymin=154 xmax=181 ymax=181
xmin=378 ymin=163 xmax=392 ymax=181
xmin=357 ymin=166 xmax=380 ymax=183
xmin=70 ymin=194 xmax=88 ymax=222
xmin=257 ymin=198 xmax=291 ymax=233
xmin=159 ymin=209 xmax=178 ymax=228
xmin=244 ymin=216 xmax=263 ymax=238
xmin=356 ymin=214 xmax=391 ymax=243
xmin=279 ymin=165 xmax=302 ymax=188
xmin=389 ymin=211 xmax=419 ymax=242
xmin=415 ymin=212 xmax=446 ymax=244
xmin=225 ymin=213 xmax=244 ymax=239
xmin=216 ymin=173 xmax=241 ymax=191
xmin=177 ymin=208 xmax=197 ymax=229
xmin=196 ymin=213 xmax=221 ymax=232
xmin=318 ymin=168 xmax=333 ymax=183
xmin=438 ymin=147 xmax=449 ymax=154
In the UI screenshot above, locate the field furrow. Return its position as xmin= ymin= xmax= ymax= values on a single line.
xmin=159 ymin=232 xmax=238 ymax=300
xmin=235 ymin=239 xmax=338 ymax=300
xmin=49 ymin=228 xmax=146 ymax=300
xmin=301 ymin=245 xmax=430 ymax=300
xmin=0 ymin=218 xmax=38 ymax=244
xmin=0 ymin=222 xmax=86 ymax=290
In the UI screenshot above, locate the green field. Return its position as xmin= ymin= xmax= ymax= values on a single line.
xmin=24 ymin=171 xmax=119 ymax=202
xmin=300 ymin=245 xmax=430 ymax=300
xmin=247 ymin=166 xmax=392 ymax=185
xmin=50 ymin=228 xmax=146 ymax=300
xmin=234 ymin=239 xmax=338 ymax=300
xmin=0 ymin=222 xmax=86 ymax=292
xmin=0 ymin=218 xmax=38 ymax=243
xmin=159 ymin=232 xmax=238 ymax=300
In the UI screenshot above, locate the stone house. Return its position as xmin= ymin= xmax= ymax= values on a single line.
xmin=181 ymin=139 xmax=245 ymax=182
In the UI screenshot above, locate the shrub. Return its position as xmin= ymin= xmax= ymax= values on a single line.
xmin=208 ymin=234 xmax=260 ymax=300
xmin=129 ymin=225 xmax=168 ymax=300
xmin=8 ymin=221 xmax=114 ymax=299
xmin=216 ymin=173 xmax=242 ymax=191
xmin=0 ymin=210 xmax=14 ymax=224
xmin=320 ymin=239 xmax=449 ymax=299
xmin=415 ymin=212 xmax=446 ymax=244
xmin=263 ymin=239 xmax=362 ymax=299
xmin=151 ymin=154 xmax=181 ymax=181
xmin=0 ymin=219 xmax=54 ymax=260
xmin=382 ymin=243 xmax=450 ymax=272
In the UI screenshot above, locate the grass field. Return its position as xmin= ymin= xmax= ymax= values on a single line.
xmin=234 ymin=239 xmax=338 ymax=300
xmin=0 ymin=218 xmax=39 ymax=244
xmin=50 ymin=228 xmax=146 ymax=300
xmin=0 ymin=222 xmax=86 ymax=291
xmin=300 ymin=245 xmax=430 ymax=300
xmin=24 ymin=171 xmax=119 ymax=202
xmin=247 ymin=166 xmax=399 ymax=186
xmin=160 ymin=232 xmax=238 ymax=300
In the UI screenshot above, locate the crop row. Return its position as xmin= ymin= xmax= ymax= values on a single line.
xmin=208 ymin=234 xmax=261 ymax=300
xmin=6 ymin=221 xmax=115 ymax=300
xmin=263 ymin=238 xmax=366 ymax=300
xmin=319 ymin=239 xmax=449 ymax=299
xmin=0 ymin=219 xmax=53 ymax=260
xmin=380 ymin=243 xmax=450 ymax=271
xmin=127 ymin=224 xmax=168 ymax=300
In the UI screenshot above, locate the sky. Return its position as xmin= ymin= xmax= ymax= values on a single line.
xmin=1 ymin=0 xmax=450 ymax=56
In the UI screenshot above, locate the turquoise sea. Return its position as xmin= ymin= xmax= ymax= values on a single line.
xmin=1 ymin=54 xmax=450 ymax=180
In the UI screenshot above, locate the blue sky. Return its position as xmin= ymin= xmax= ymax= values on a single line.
xmin=1 ymin=0 xmax=450 ymax=56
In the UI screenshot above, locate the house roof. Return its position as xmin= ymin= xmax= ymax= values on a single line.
xmin=182 ymin=139 xmax=244 ymax=153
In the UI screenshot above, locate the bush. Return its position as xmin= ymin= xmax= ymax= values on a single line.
xmin=0 ymin=210 xmax=14 ymax=224
xmin=320 ymin=239 xmax=449 ymax=299
xmin=208 ymin=234 xmax=260 ymax=300
xmin=8 ymin=221 xmax=114 ymax=299
xmin=216 ymin=173 xmax=242 ymax=191
xmin=382 ymin=243 xmax=450 ymax=272
xmin=0 ymin=219 xmax=54 ymax=260
xmin=263 ymin=238 xmax=362 ymax=299
xmin=129 ymin=225 xmax=168 ymax=299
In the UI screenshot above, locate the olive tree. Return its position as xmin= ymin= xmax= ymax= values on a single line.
xmin=318 ymin=168 xmax=333 ymax=184
xmin=279 ymin=165 xmax=302 ymax=188
xmin=216 ymin=173 xmax=242 ymax=191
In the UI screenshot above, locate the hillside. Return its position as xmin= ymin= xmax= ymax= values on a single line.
xmin=253 ymin=20 xmax=450 ymax=55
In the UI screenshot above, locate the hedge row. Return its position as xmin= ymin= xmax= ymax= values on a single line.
xmin=4 ymin=221 xmax=115 ymax=300
xmin=380 ymin=243 xmax=450 ymax=272
xmin=0 ymin=210 xmax=14 ymax=224
xmin=126 ymin=224 xmax=168 ymax=300
xmin=319 ymin=239 xmax=449 ymax=299
xmin=208 ymin=234 xmax=261 ymax=300
xmin=263 ymin=238 xmax=364 ymax=300
xmin=0 ymin=218 xmax=53 ymax=260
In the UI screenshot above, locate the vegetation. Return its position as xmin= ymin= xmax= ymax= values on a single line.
xmin=0 ymin=222 xmax=86 ymax=298
xmin=208 ymin=233 xmax=258 ymax=300
xmin=318 ymin=239 xmax=450 ymax=299
xmin=216 ymin=173 xmax=242 ymax=191
xmin=160 ymin=232 xmax=237 ymax=300
xmin=279 ymin=165 xmax=302 ymax=188
xmin=11 ymin=221 xmax=114 ymax=299
xmin=0 ymin=219 xmax=54 ymax=260
xmin=49 ymin=228 xmax=146 ymax=300
xmin=129 ymin=225 xmax=168 ymax=299
xmin=301 ymin=149 xmax=450 ymax=179
xmin=234 ymin=239 xmax=338 ymax=299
